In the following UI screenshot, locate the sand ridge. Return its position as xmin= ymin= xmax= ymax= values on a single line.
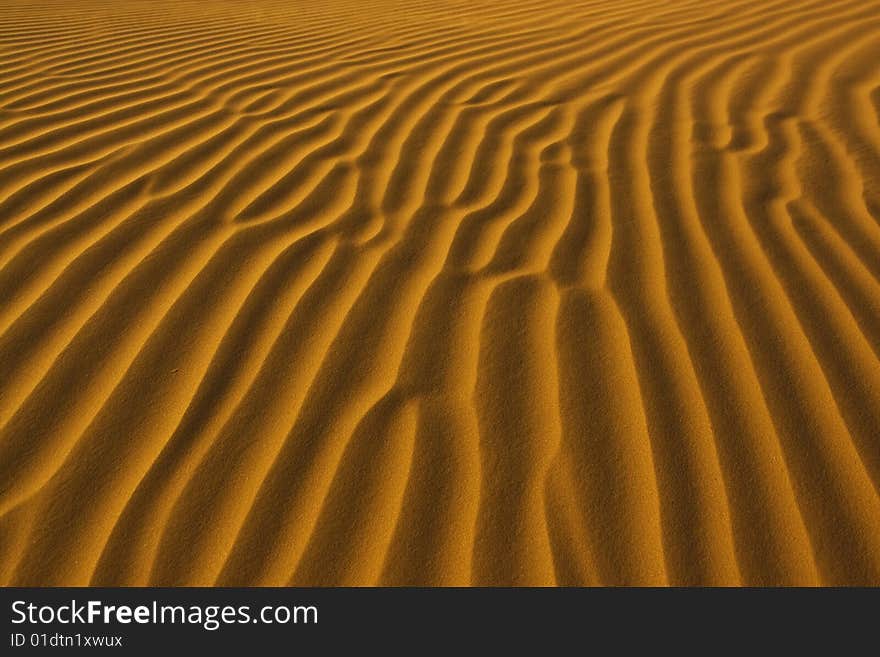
xmin=1 ymin=0 xmax=879 ymax=585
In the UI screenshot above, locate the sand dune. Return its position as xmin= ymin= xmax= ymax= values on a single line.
xmin=1 ymin=0 xmax=879 ymax=586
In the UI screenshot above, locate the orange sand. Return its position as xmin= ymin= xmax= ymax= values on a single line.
xmin=1 ymin=0 xmax=879 ymax=586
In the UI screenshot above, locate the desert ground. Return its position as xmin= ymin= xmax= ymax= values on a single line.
xmin=0 ymin=0 xmax=879 ymax=586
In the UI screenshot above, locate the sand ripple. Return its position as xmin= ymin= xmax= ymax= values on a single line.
xmin=1 ymin=0 xmax=880 ymax=585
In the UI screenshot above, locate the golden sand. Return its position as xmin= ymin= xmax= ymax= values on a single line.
xmin=1 ymin=0 xmax=879 ymax=586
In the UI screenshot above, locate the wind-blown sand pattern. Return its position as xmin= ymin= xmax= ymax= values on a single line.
xmin=1 ymin=0 xmax=879 ymax=586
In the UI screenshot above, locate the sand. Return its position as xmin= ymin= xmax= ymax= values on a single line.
xmin=0 ymin=0 xmax=879 ymax=586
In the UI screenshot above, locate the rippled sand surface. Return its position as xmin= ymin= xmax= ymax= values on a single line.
xmin=1 ymin=0 xmax=880 ymax=585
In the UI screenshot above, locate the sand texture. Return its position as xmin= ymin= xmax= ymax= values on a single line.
xmin=1 ymin=0 xmax=880 ymax=586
